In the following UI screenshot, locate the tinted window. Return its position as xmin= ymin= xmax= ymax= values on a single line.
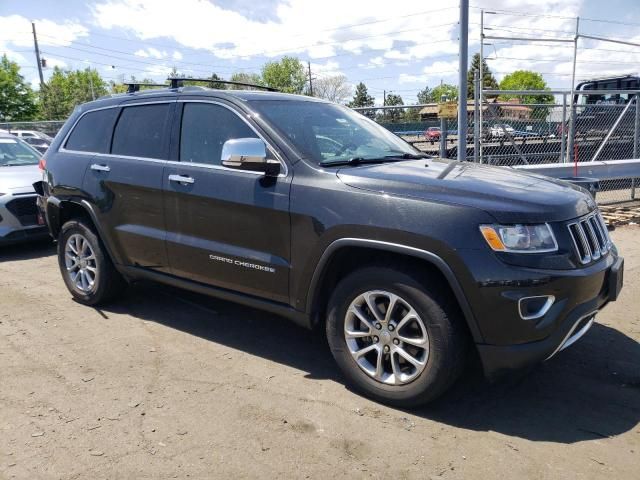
xmin=180 ymin=103 xmax=258 ymax=165
xmin=65 ymin=108 xmax=119 ymax=153
xmin=112 ymin=104 xmax=171 ymax=159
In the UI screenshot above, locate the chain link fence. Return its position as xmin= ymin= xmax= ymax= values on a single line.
xmin=0 ymin=120 xmax=66 ymax=138
xmin=355 ymin=90 xmax=640 ymax=205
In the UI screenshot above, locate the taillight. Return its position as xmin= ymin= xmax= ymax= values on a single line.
xmin=38 ymin=158 xmax=46 ymax=170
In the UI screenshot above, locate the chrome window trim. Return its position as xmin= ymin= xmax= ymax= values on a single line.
xmin=58 ymin=98 xmax=289 ymax=178
xmin=177 ymin=99 xmax=288 ymax=177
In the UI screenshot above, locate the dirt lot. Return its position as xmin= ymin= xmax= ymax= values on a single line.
xmin=0 ymin=228 xmax=638 ymax=479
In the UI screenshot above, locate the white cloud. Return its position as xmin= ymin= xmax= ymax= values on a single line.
xmin=398 ymin=60 xmax=459 ymax=84
xmin=134 ymin=47 xmax=167 ymax=59
xmin=0 ymin=14 xmax=87 ymax=48
xmin=172 ymin=51 xmax=183 ymax=61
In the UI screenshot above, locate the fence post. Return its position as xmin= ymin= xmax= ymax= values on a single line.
xmin=634 ymin=93 xmax=640 ymax=158
xmin=439 ymin=95 xmax=447 ymax=158
xmin=474 ymin=71 xmax=480 ymax=163
xmin=560 ymin=92 xmax=567 ymax=163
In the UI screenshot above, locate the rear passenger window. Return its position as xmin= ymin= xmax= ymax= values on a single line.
xmin=180 ymin=103 xmax=258 ymax=165
xmin=111 ymin=104 xmax=170 ymax=159
xmin=65 ymin=108 xmax=119 ymax=153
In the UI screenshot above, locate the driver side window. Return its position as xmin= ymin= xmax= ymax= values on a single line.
xmin=180 ymin=103 xmax=259 ymax=166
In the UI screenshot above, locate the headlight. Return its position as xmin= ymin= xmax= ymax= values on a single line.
xmin=479 ymin=224 xmax=558 ymax=253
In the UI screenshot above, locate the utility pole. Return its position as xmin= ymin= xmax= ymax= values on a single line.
xmin=32 ymin=22 xmax=44 ymax=88
xmin=307 ymin=61 xmax=313 ymax=96
xmin=457 ymin=0 xmax=469 ymax=161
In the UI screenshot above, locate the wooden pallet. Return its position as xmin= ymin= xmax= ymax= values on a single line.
xmin=599 ymin=204 xmax=640 ymax=227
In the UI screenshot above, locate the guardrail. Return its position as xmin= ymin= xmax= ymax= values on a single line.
xmin=513 ymin=158 xmax=640 ymax=204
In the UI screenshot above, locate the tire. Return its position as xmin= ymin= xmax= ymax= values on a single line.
xmin=325 ymin=266 xmax=467 ymax=407
xmin=57 ymin=219 xmax=125 ymax=306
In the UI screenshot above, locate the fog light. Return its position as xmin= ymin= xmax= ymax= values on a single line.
xmin=518 ymin=295 xmax=555 ymax=320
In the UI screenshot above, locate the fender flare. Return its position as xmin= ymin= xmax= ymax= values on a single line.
xmin=305 ymin=238 xmax=484 ymax=343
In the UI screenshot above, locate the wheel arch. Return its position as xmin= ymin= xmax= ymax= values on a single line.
xmin=306 ymin=238 xmax=484 ymax=343
xmin=47 ymin=197 xmax=120 ymax=266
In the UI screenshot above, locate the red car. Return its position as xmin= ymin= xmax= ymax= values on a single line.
xmin=424 ymin=126 xmax=441 ymax=143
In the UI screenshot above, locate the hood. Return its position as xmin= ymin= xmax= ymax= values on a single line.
xmin=0 ymin=164 xmax=41 ymax=194
xmin=337 ymin=159 xmax=595 ymax=223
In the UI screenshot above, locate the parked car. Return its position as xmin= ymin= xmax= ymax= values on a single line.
xmin=489 ymin=123 xmax=515 ymax=138
xmin=424 ymin=126 xmax=441 ymax=143
xmin=22 ymin=136 xmax=51 ymax=154
xmin=0 ymin=133 xmax=49 ymax=245
xmin=39 ymin=86 xmax=623 ymax=407
xmin=7 ymin=129 xmax=54 ymax=142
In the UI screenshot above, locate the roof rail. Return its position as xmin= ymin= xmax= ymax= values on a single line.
xmin=167 ymin=77 xmax=278 ymax=92
xmin=124 ymin=82 xmax=169 ymax=94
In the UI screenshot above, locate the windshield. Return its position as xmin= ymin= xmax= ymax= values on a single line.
xmin=248 ymin=100 xmax=419 ymax=165
xmin=0 ymin=138 xmax=40 ymax=166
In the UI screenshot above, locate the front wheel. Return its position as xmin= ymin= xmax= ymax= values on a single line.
xmin=326 ymin=266 xmax=467 ymax=407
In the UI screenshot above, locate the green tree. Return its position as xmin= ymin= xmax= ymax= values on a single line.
xmin=348 ymin=82 xmax=374 ymax=108
xmin=430 ymin=83 xmax=458 ymax=102
xmin=417 ymin=85 xmax=431 ymax=104
xmin=229 ymin=72 xmax=263 ymax=89
xmin=261 ymin=56 xmax=307 ymax=94
xmin=39 ymin=67 xmax=108 ymax=120
xmin=467 ymin=53 xmax=498 ymax=99
xmin=381 ymin=93 xmax=404 ymax=122
xmin=498 ymin=70 xmax=554 ymax=104
xmin=0 ymin=55 xmax=38 ymax=121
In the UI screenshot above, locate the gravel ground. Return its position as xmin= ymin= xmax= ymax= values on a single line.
xmin=0 ymin=227 xmax=638 ymax=479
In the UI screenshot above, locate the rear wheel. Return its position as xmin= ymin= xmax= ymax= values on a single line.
xmin=58 ymin=220 xmax=125 ymax=305
xmin=326 ymin=266 xmax=466 ymax=407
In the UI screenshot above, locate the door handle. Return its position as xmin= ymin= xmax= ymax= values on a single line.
xmin=168 ymin=174 xmax=195 ymax=185
xmin=90 ymin=163 xmax=110 ymax=172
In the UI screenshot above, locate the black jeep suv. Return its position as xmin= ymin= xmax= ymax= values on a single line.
xmin=39 ymin=86 xmax=624 ymax=406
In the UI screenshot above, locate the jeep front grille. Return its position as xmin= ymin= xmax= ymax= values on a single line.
xmin=567 ymin=211 xmax=612 ymax=265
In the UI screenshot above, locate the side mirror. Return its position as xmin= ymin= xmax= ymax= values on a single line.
xmin=221 ymin=138 xmax=280 ymax=176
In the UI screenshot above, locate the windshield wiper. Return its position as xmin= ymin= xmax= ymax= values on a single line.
xmin=320 ymin=156 xmax=383 ymax=167
xmin=384 ymin=152 xmax=431 ymax=159
xmin=320 ymin=154 xmax=427 ymax=167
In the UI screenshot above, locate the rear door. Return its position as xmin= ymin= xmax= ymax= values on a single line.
xmin=82 ymin=100 xmax=174 ymax=271
xmin=163 ymin=99 xmax=292 ymax=303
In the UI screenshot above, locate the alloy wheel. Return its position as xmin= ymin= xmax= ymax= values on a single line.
xmin=64 ymin=233 xmax=98 ymax=293
xmin=344 ymin=290 xmax=430 ymax=385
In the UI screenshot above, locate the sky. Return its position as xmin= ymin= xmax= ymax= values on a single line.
xmin=1 ymin=0 xmax=639 ymax=105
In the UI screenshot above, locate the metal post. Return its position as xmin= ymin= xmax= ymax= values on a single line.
xmin=567 ymin=17 xmax=580 ymax=164
xmin=633 ymin=94 xmax=639 ymax=199
xmin=457 ymin=0 xmax=469 ymax=161
xmin=440 ymin=95 xmax=448 ymax=159
xmin=307 ymin=61 xmax=313 ymax=96
xmin=479 ymin=9 xmax=484 ymax=161
xmin=32 ymin=22 xmax=44 ymax=88
xmin=560 ymin=92 xmax=567 ymax=163
xmin=474 ymin=70 xmax=480 ymax=162
xmin=87 ymin=66 xmax=95 ymax=101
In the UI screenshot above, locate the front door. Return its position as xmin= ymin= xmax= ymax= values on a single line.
xmin=164 ymin=100 xmax=291 ymax=304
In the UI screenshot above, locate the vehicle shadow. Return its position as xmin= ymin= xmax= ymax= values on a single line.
xmin=0 ymin=239 xmax=56 ymax=261
xmin=102 ymin=281 xmax=639 ymax=445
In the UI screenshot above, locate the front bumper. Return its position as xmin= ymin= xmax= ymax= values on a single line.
xmin=0 ymin=193 xmax=49 ymax=246
xmin=476 ymin=255 xmax=624 ymax=379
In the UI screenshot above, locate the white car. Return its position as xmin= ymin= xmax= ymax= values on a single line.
xmin=7 ymin=129 xmax=54 ymax=142
xmin=490 ymin=124 xmax=515 ymax=138
xmin=0 ymin=133 xmax=49 ymax=245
